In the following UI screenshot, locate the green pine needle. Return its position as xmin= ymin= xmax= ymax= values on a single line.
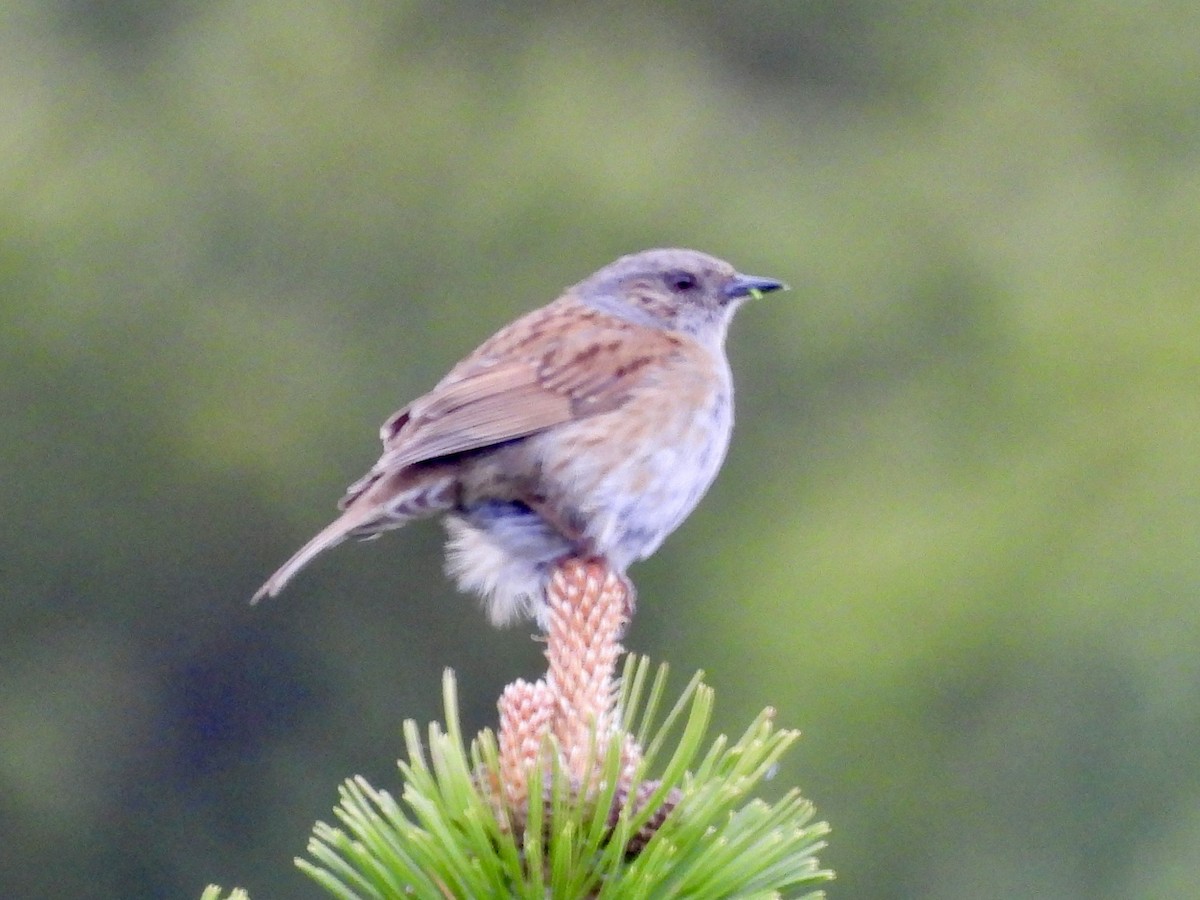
xmin=200 ymin=887 xmax=250 ymax=900
xmin=293 ymin=656 xmax=832 ymax=899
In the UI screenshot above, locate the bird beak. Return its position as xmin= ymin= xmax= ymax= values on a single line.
xmin=724 ymin=273 xmax=788 ymax=301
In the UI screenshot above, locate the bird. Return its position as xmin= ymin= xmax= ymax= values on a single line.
xmin=252 ymin=248 xmax=786 ymax=626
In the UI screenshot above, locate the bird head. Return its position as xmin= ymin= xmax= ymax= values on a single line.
xmin=574 ymin=248 xmax=787 ymax=344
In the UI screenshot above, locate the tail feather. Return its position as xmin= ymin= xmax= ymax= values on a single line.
xmin=251 ymin=468 xmax=458 ymax=604
xmin=251 ymin=505 xmax=379 ymax=604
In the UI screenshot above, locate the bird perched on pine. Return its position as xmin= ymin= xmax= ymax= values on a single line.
xmin=252 ymin=248 xmax=785 ymax=626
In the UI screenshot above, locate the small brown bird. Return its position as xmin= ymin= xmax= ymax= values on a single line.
xmin=252 ymin=248 xmax=785 ymax=625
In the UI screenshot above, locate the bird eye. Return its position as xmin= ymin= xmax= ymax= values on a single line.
xmin=665 ymin=271 xmax=698 ymax=293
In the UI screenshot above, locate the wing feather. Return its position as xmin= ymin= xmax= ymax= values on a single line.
xmin=339 ymin=302 xmax=682 ymax=508
xmin=384 ymin=363 xmax=574 ymax=469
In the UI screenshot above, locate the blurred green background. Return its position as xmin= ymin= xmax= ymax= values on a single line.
xmin=4 ymin=1 xmax=1199 ymax=897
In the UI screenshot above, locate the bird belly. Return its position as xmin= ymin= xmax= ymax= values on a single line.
xmin=445 ymin=373 xmax=732 ymax=625
xmin=443 ymin=500 xmax=572 ymax=628
xmin=530 ymin=381 xmax=733 ymax=567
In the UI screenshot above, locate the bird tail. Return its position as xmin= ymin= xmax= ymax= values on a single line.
xmin=251 ymin=504 xmax=380 ymax=604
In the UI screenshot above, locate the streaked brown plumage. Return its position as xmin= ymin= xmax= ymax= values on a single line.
xmin=252 ymin=248 xmax=785 ymax=625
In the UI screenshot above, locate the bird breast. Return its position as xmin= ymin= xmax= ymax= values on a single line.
xmin=519 ymin=350 xmax=733 ymax=566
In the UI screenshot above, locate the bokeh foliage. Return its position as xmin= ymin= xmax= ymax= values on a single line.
xmin=3 ymin=1 xmax=1198 ymax=897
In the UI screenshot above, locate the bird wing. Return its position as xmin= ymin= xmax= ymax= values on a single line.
xmin=338 ymin=305 xmax=683 ymax=509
